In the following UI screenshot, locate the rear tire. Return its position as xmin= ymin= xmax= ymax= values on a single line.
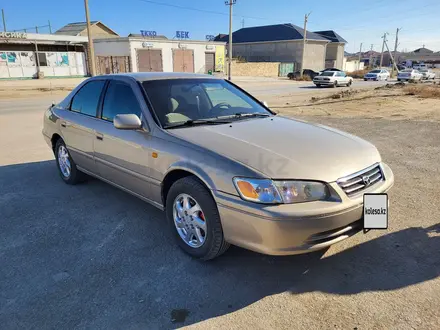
xmin=166 ymin=176 xmax=230 ymax=260
xmin=54 ymin=138 xmax=86 ymax=185
xmin=316 ymin=84 xmax=321 ymax=88
xmin=333 ymin=81 xmax=338 ymax=88
xmin=347 ymin=80 xmax=352 ymax=87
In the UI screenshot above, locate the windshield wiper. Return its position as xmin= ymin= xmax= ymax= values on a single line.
xmin=218 ymin=113 xmax=272 ymax=120
xmin=164 ymin=118 xmax=232 ymax=129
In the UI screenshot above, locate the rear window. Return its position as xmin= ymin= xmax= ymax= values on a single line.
xmin=320 ymin=72 xmax=335 ymax=77
xmin=370 ymin=70 xmax=381 ymax=73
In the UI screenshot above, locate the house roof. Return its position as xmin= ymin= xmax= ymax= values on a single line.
xmin=413 ymin=47 xmax=433 ymax=53
xmin=128 ymin=33 xmax=168 ymax=39
xmin=314 ymin=30 xmax=347 ymax=43
xmin=215 ymin=23 xmax=329 ymax=43
xmin=54 ymin=21 xmax=118 ymax=36
xmin=214 ymin=34 xmax=228 ymax=42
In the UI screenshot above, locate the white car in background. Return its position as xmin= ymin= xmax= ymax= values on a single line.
xmin=419 ymin=69 xmax=436 ymax=80
xmin=364 ymin=69 xmax=390 ymax=81
xmin=313 ymin=71 xmax=353 ymax=87
xmin=397 ymin=69 xmax=423 ymax=82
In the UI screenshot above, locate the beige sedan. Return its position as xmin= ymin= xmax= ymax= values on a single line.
xmin=42 ymin=73 xmax=394 ymax=260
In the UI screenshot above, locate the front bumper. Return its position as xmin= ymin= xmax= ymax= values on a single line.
xmin=313 ymin=80 xmax=333 ymax=85
xmin=214 ymin=163 xmax=394 ymax=256
xmin=364 ymin=76 xmax=378 ymax=80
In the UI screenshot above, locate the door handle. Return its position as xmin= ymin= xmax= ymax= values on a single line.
xmin=96 ymin=133 xmax=104 ymax=141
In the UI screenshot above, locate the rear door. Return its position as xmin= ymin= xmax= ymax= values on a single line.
xmin=93 ymin=79 xmax=155 ymax=201
xmin=59 ymin=79 xmax=106 ymax=173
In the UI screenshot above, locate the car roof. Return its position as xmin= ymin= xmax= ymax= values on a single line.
xmin=92 ymin=72 xmax=220 ymax=82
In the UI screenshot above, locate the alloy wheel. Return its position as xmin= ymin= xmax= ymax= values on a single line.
xmin=173 ymin=193 xmax=207 ymax=248
xmin=58 ymin=145 xmax=71 ymax=178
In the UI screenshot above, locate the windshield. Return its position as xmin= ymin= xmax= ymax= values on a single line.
xmin=142 ymin=79 xmax=271 ymax=127
xmin=320 ymin=72 xmax=335 ymax=77
xmin=402 ymin=69 xmax=413 ymax=72
xmin=370 ymin=70 xmax=381 ymax=73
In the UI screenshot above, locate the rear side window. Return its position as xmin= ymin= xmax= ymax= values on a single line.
xmin=70 ymin=80 xmax=106 ymax=117
xmin=101 ymin=81 xmax=142 ymax=122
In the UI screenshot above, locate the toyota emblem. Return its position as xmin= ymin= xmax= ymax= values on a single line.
xmin=362 ymin=175 xmax=371 ymax=186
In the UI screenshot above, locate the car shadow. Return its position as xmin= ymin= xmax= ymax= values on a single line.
xmin=1 ymin=160 xmax=439 ymax=329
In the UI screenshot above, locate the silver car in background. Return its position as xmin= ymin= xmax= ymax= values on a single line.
xmin=313 ymin=71 xmax=353 ymax=87
xmin=419 ymin=69 xmax=436 ymax=80
xmin=397 ymin=69 xmax=423 ymax=82
xmin=42 ymin=73 xmax=394 ymax=260
xmin=364 ymin=69 xmax=390 ymax=81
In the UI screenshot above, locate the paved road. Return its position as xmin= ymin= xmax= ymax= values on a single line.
xmin=1 ymin=92 xmax=439 ymax=329
xmin=237 ymin=79 xmax=393 ymax=96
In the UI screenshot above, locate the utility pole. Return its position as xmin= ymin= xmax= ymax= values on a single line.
xmin=48 ymin=20 xmax=52 ymax=34
xmin=379 ymin=32 xmax=388 ymax=68
xmin=225 ymin=0 xmax=236 ymax=80
xmin=391 ymin=28 xmax=400 ymax=76
xmin=358 ymin=43 xmax=363 ymax=70
xmin=84 ymin=0 xmax=96 ymax=76
xmin=35 ymin=26 xmax=39 ymax=33
xmin=300 ymin=12 xmax=311 ymax=78
xmin=241 ymin=18 xmax=245 ymax=29
xmin=1 ymin=9 xmax=6 ymax=32
xmin=384 ymin=38 xmax=399 ymax=74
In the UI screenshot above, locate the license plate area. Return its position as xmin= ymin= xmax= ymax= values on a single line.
xmin=363 ymin=193 xmax=388 ymax=231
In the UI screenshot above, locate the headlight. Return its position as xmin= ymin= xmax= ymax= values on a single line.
xmin=233 ymin=178 xmax=329 ymax=204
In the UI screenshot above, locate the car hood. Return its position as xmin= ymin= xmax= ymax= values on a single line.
xmin=168 ymin=116 xmax=381 ymax=182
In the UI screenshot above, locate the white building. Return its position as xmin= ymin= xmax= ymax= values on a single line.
xmin=0 ymin=32 xmax=88 ymax=79
xmin=93 ymin=36 xmax=226 ymax=74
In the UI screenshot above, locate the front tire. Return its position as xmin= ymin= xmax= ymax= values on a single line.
xmin=166 ymin=176 xmax=230 ymax=260
xmin=55 ymin=138 xmax=86 ymax=184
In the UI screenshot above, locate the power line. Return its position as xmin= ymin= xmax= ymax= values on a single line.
xmin=134 ymin=0 xmax=266 ymax=20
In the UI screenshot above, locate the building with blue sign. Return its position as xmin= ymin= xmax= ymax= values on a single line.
xmin=93 ymin=34 xmax=226 ymax=74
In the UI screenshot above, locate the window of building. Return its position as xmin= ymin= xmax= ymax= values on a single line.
xmin=37 ymin=53 xmax=47 ymax=66
xmin=70 ymin=80 xmax=106 ymax=117
xmin=101 ymin=81 xmax=142 ymax=122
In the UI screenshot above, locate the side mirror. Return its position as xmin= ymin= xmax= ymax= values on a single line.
xmin=262 ymin=101 xmax=268 ymax=107
xmin=114 ymin=114 xmax=142 ymax=130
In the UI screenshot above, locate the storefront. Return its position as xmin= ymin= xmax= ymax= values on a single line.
xmin=93 ymin=36 xmax=226 ymax=75
xmin=0 ymin=32 xmax=88 ymax=79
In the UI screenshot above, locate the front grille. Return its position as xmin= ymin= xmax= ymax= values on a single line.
xmin=337 ymin=163 xmax=384 ymax=197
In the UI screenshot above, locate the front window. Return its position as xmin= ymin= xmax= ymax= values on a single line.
xmin=142 ymin=79 xmax=271 ymax=128
xmin=370 ymin=70 xmax=381 ymax=73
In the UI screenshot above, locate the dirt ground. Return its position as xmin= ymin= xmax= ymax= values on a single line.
xmin=268 ymin=84 xmax=440 ymax=122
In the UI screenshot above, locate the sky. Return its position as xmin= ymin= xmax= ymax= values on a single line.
xmin=2 ymin=0 xmax=440 ymax=52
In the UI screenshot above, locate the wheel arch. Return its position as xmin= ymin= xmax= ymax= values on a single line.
xmin=51 ymin=133 xmax=63 ymax=152
xmin=161 ymin=166 xmax=216 ymax=207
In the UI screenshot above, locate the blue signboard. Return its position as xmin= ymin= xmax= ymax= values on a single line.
xmin=206 ymin=35 xmax=215 ymax=41
xmin=140 ymin=30 xmax=157 ymax=37
xmin=176 ymin=31 xmax=190 ymax=39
